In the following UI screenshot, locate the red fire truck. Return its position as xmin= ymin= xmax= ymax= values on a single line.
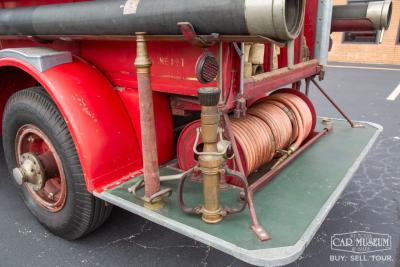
xmin=0 ymin=0 xmax=392 ymax=265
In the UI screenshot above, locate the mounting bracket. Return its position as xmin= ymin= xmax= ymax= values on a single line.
xmin=178 ymin=22 xmax=219 ymax=48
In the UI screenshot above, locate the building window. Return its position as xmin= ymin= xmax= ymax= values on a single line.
xmin=343 ymin=31 xmax=379 ymax=44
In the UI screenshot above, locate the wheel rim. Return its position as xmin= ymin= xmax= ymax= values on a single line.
xmin=15 ymin=124 xmax=67 ymax=212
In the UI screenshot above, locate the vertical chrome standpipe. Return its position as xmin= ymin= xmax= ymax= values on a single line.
xmin=287 ymin=40 xmax=295 ymax=68
xmin=198 ymin=87 xmax=224 ymax=224
xmin=134 ymin=32 xmax=163 ymax=211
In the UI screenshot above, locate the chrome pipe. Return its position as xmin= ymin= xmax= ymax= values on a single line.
xmin=331 ymin=0 xmax=392 ymax=32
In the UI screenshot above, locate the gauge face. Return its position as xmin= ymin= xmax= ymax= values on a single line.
xmin=196 ymin=52 xmax=219 ymax=84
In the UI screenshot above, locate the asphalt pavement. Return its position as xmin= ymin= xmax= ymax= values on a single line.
xmin=0 ymin=63 xmax=399 ymax=267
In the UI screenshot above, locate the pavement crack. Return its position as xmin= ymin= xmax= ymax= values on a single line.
xmin=200 ymin=246 xmax=211 ymax=267
xmin=224 ymin=259 xmax=237 ymax=267
xmin=88 ymin=221 xmax=150 ymax=253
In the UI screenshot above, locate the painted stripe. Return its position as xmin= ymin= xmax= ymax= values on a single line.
xmin=327 ymin=65 xmax=400 ymax=72
xmin=387 ymin=84 xmax=400 ymax=101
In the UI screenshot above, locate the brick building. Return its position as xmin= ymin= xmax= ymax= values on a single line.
xmin=329 ymin=0 xmax=400 ymax=64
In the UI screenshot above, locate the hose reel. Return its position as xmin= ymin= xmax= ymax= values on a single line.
xmin=177 ymin=89 xmax=316 ymax=180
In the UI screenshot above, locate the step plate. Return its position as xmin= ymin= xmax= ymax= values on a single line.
xmin=94 ymin=119 xmax=381 ymax=267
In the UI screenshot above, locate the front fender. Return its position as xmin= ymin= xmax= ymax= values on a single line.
xmin=0 ymin=56 xmax=142 ymax=191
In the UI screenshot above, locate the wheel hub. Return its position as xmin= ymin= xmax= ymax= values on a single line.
xmin=13 ymin=153 xmax=45 ymax=191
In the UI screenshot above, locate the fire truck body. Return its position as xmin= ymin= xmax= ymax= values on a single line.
xmin=0 ymin=0 xmax=323 ymax=192
xmin=0 ymin=0 xmax=392 ymax=265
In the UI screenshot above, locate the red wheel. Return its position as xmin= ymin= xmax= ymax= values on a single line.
xmin=15 ymin=124 xmax=67 ymax=212
xmin=3 ymin=87 xmax=112 ymax=240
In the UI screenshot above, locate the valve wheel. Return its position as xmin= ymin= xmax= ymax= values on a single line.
xmin=2 ymin=87 xmax=112 ymax=240
xmin=15 ymin=124 xmax=67 ymax=212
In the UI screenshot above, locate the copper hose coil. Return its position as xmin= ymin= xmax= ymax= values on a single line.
xmin=266 ymin=94 xmax=308 ymax=150
xmin=249 ymin=115 xmax=275 ymax=163
xmin=231 ymin=115 xmax=274 ymax=174
xmin=275 ymin=93 xmax=313 ymax=137
xmin=260 ymin=99 xmax=299 ymax=143
xmin=248 ymin=103 xmax=292 ymax=150
xmin=230 ymin=92 xmax=314 ymax=175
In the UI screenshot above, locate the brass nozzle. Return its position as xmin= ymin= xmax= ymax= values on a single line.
xmin=197 ymin=87 xmax=224 ymax=224
xmin=135 ymin=32 xmax=152 ymax=73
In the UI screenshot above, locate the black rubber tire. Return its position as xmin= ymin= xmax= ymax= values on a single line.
xmin=2 ymin=87 xmax=112 ymax=240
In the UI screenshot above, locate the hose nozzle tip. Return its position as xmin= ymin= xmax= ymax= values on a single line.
xmin=198 ymin=87 xmax=221 ymax=106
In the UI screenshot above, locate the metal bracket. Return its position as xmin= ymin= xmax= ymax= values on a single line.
xmin=224 ymin=168 xmax=270 ymax=241
xmin=177 ymin=168 xmax=248 ymax=217
xmin=0 ymin=47 xmax=72 ymax=72
xmin=192 ymin=127 xmax=231 ymax=156
xmin=128 ymin=177 xmax=172 ymax=205
xmin=178 ymin=22 xmax=219 ymax=48
xmin=311 ymin=78 xmax=365 ymax=128
xmin=27 ymin=36 xmax=54 ymax=44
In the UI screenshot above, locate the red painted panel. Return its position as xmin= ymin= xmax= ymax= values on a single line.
xmin=80 ymin=40 xmax=218 ymax=96
xmin=118 ymin=88 xmax=174 ymax=165
xmin=0 ymin=57 xmax=143 ymax=191
xmin=0 ymin=39 xmax=220 ymax=97
xmin=304 ymin=0 xmax=319 ymax=59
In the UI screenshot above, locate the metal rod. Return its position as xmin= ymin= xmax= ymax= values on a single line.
xmin=233 ymin=42 xmax=245 ymax=96
xmin=287 ymin=40 xmax=294 ymax=68
xmin=218 ymin=41 xmax=224 ymax=102
xmin=240 ymin=42 xmax=245 ymax=95
xmin=223 ymin=113 xmax=245 ymax=176
xmin=250 ymin=128 xmax=330 ymax=192
xmin=134 ymin=32 xmax=163 ymax=211
xmin=305 ymin=78 xmax=311 ymax=96
xmin=223 ymin=167 xmax=270 ymax=241
xmin=378 ymin=28 xmax=385 ymax=44
xmin=247 ymin=190 xmax=270 ymax=241
xmin=243 ymin=59 xmax=320 ymax=100
xmin=314 ymin=0 xmax=333 ymax=65
xmin=311 ymin=79 xmax=363 ymax=128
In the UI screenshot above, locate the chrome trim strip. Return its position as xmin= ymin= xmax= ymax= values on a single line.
xmin=0 ymin=47 xmax=72 ymax=72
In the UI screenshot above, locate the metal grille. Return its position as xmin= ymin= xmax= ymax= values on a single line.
xmin=196 ymin=53 xmax=218 ymax=84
